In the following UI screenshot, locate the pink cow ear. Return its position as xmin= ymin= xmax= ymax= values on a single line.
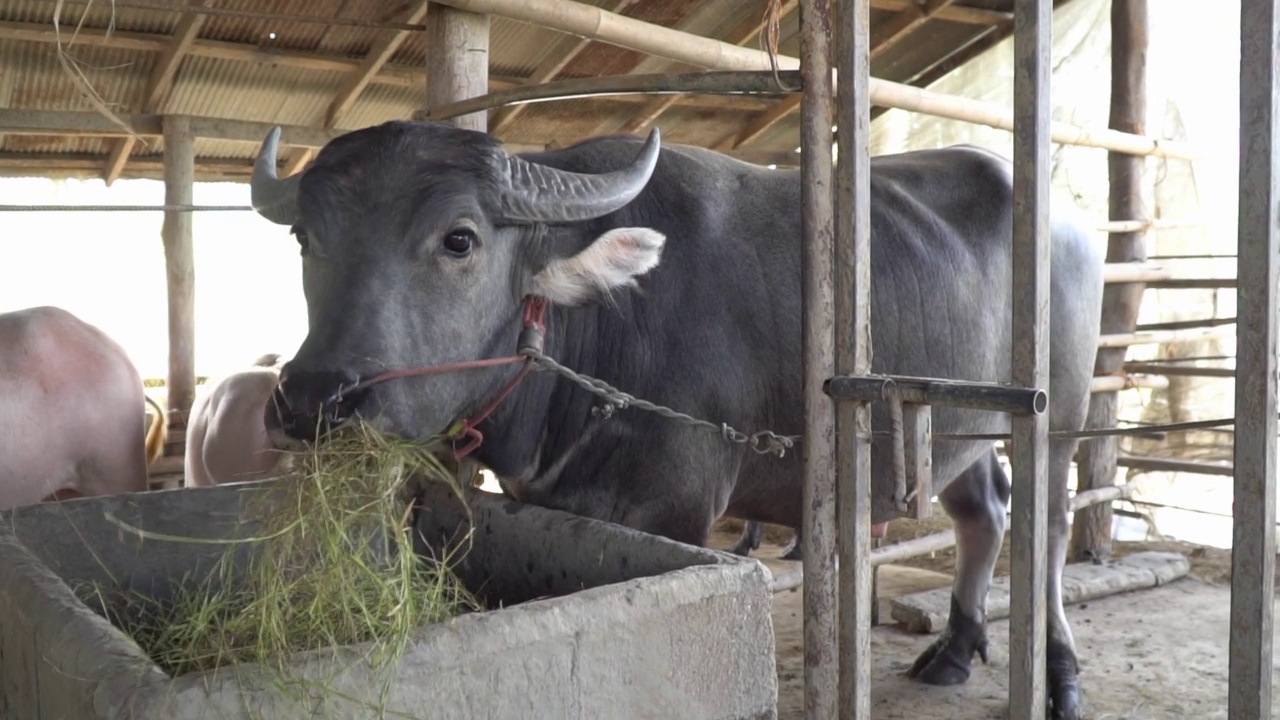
xmin=528 ymin=227 xmax=666 ymax=306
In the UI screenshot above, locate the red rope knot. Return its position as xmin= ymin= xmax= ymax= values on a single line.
xmin=518 ymin=295 xmax=549 ymax=356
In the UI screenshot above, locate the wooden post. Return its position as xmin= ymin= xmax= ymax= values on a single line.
xmin=1008 ymin=0 xmax=1052 ymax=717
xmin=1229 ymin=0 xmax=1279 ymax=715
xmin=161 ymin=115 xmax=195 ymax=425
xmin=797 ymin=0 xmax=838 ymax=716
xmin=835 ymin=0 xmax=874 ymax=717
xmin=1071 ymin=0 xmax=1149 ymax=564
xmin=424 ymin=3 xmax=490 ymax=132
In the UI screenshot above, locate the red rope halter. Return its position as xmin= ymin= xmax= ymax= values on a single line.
xmin=342 ymin=295 xmax=548 ymax=459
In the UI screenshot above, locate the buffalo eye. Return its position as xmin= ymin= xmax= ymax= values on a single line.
xmin=442 ymin=228 xmax=476 ymax=258
xmin=290 ymin=225 xmax=310 ymax=254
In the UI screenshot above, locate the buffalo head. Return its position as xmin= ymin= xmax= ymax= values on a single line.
xmin=251 ymin=121 xmax=666 ymax=446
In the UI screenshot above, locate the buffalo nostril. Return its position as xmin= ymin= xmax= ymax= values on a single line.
xmin=322 ymin=383 xmax=369 ymax=427
xmin=272 ymin=368 xmax=366 ymax=441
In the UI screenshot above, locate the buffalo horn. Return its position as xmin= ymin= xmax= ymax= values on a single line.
xmin=499 ymin=128 xmax=661 ymax=223
xmin=250 ymin=126 xmax=302 ymax=227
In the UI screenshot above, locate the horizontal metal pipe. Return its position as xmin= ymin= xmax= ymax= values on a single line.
xmin=824 ymin=374 xmax=1047 ymax=416
xmin=422 ymin=70 xmax=802 ymax=121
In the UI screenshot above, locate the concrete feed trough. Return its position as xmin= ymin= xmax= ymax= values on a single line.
xmin=0 ymin=480 xmax=777 ymax=720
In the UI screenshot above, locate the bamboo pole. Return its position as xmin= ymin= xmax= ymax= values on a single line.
xmin=1117 ymin=455 xmax=1233 ymax=477
xmin=1095 ymin=218 xmax=1205 ymax=233
xmin=1089 ymin=374 xmax=1168 ymax=393
xmin=430 ymin=0 xmax=1200 ymax=160
xmin=1102 ymin=262 xmax=1171 ymax=283
xmin=1122 ymin=362 xmax=1235 ymax=378
xmin=1143 ymin=278 xmax=1238 ymax=290
xmin=1097 ymin=325 xmax=1236 ymax=348
xmin=769 ymin=480 xmax=1139 ymax=594
xmin=1135 ymin=316 xmax=1237 ymax=332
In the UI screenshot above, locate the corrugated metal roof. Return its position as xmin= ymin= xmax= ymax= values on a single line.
xmin=0 ymin=40 xmax=148 ymax=113
xmin=0 ymin=0 xmax=1075 ymax=181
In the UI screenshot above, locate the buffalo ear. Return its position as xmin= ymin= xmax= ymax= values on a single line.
xmin=528 ymin=227 xmax=666 ymax=306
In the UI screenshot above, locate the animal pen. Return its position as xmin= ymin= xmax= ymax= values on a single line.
xmin=0 ymin=0 xmax=1274 ymax=718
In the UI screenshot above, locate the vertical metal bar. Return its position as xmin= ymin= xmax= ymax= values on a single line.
xmin=1229 ymin=0 xmax=1279 ymax=716
xmin=1008 ymin=0 xmax=1051 ymax=718
xmin=798 ymin=0 xmax=838 ymax=717
xmin=835 ymin=0 xmax=873 ymax=717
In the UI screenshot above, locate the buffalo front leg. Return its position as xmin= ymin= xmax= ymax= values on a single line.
xmin=1046 ymin=438 xmax=1083 ymax=720
xmin=908 ymin=449 xmax=1008 ymax=686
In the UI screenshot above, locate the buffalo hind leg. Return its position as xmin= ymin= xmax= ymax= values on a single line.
xmin=1046 ymin=437 xmax=1082 ymax=720
xmin=908 ymin=449 xmax=1008 ymax=686
xmin=730 ymin=522 xmax=803 ymax=560
xmin=728 ymin=521 xmax=764 ymax=557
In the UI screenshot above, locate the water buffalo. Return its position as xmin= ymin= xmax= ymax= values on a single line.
xmin=248 ymin=121 xmax=1103 ymax=718
xmin=184 ymin=353 xmax=286 ymax=487
xmin=0 ymin=306 xmax=160 ymax=508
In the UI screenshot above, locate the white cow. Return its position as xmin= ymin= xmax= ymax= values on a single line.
xmin=0 ymin=306 xmax=160 ymax=509
xmin=184 ymin=353 xmax=286 ymax=487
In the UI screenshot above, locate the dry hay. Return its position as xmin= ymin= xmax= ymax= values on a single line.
xmin=81 ymin=423 xmax=480 ymax=693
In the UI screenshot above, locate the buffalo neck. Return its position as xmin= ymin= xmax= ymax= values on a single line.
xmin=469 ymin=296 xmax=643 ymax=499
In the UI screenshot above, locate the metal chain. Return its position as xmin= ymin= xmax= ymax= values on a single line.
xmin=522 ymin=343 xmax=1239 ymax=452
xmin=0 ymin=204 xmax=253 ymax=212
xmin=522 ymin=348 xmax=800 ymax=458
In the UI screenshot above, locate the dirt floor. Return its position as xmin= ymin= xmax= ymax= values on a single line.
xmin=709 ymin=517 xmax=1273 ymax=720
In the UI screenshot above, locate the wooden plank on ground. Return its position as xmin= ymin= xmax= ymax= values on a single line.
xmin=890 ymin=551 xmax=1191 ymax=633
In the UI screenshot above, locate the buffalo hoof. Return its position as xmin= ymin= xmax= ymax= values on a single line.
xmin=726 ymin=522 xmax=762 ymax=558
xmin=726 ymin=537 xmax=756 ymax=557
xmin=780 ymin=537 xmax=802 ymax=561
xmin=1048 ymin=638 xmax=1083 ymax=720
xmin=906 ymin=594 xmax=988 ymax=686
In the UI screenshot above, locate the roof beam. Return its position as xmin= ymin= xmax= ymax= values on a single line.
xmin=870 ymin=0 xmax=1008 ymax=25
xmin=490 ymin=0 xmax=635 ymax=137
xmin=714 ymin=0 xmax=958 ymax=152
xmin=281 ymin=0 xmax=432 ymax=176
xmin=569 ymin=0 xmax=783 ymax=140
xmin=614 ymin=0 xmax=799 ymax=136
xmin=871 ymin=21 xmax=1008 ymax=122
xmin=0 ymin=20 xmax=446 ymax=90
xmin=0 ymin=109 xmax=548 ymax=152
xmin=0 ymin=19 xmax=773 ymax=129
xmin=102 ymin=0 xmax=213 ymax=185
xmin=328 ymin=1 xmax=431 ymax=127
xmin=0 ymin=145 xmax=796 ymax=182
